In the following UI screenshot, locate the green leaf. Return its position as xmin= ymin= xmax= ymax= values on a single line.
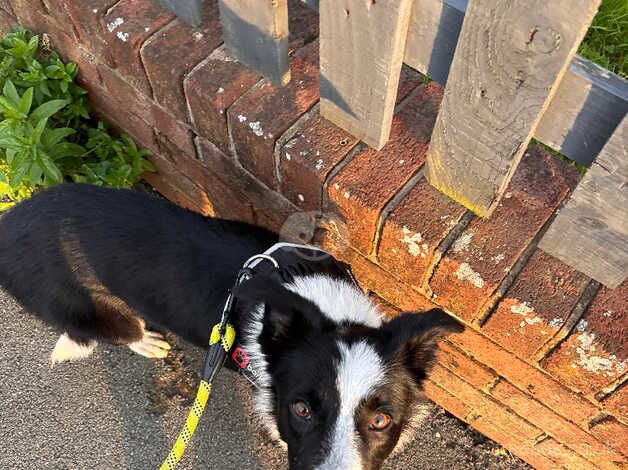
xmin=27 ymin=162 xmax=42 ymax=185
xmin=3 ymin=79 xmax=19 ymax=107
xmin=31 ymin=117 xmax=47 ymax=144
xmin=48 ymin=142 xmax=85 ymax=159
xmin=10 ymin=151 xmax=30 ymax=187
xmin=142 ymin=159 xmax=156 ymax=172
xmin=0 ymin=135 xmax=22 ymax=150
xmin=38 ymin=152 xmax=63 ymax=185
xmin=0 ymin=96 xmax=18 ymax=115
xmin=28 ymin=99 xmax=69 ymax=124
xmin=17 ymin=87 xmax=33 ymax=115
xmin=41 ymin=127 xmax=75 ymax=148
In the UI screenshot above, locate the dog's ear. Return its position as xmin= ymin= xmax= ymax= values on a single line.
xmin=379 ymin=309 xmax=463 ymax=387
xmin=234 ymin=275 xmax=331 ymax=346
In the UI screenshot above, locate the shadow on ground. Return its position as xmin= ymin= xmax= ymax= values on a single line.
xmin=0 ymin=290 xmax=530 ymax=469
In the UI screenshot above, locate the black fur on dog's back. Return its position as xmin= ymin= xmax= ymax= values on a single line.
xmin=0 ymin=184 xmax=276 ymax=346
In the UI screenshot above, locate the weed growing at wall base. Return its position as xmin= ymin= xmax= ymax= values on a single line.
xmin=0 ymin=28 xmax=154 ymax=209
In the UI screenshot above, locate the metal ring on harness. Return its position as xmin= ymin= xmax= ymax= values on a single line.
xmin=243 ymin=253 xmax=279 ymax=269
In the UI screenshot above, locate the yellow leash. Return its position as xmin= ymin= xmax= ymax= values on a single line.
xmin=159 ymin=252 xmax=279 ymax=470
xmin=160 ymin=322 xmax=236 ymax=470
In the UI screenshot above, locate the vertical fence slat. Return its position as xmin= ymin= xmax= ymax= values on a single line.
xmin=424 ymin=0 xmax=601 ymax=216
xmin=320 ymin=0 xmax=414 ymax=150
xmin=539 ymin=116 xmax=627 ymax=289
xmin=218 ymin=0 xmax=290 ymax=86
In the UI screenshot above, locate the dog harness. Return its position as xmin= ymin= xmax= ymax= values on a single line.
xmin=160 ymin=242 xmax=352 ymax=469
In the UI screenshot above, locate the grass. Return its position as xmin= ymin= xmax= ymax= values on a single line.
xmin=578 ymin=0 xmax=627 ymax=78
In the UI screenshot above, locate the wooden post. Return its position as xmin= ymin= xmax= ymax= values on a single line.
xmin=218 ymin=0 xmax=290 ymax=86
xmin=539 ymin=116 xmax=627 ymax=289
xmin=424 ymin=0 xmax=601 ymax=216
xmin=319 ymin=0 xmax=414 ymax=150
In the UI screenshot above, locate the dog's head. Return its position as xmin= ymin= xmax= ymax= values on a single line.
xmin=235 ymin=275 xmax=463 ymax=470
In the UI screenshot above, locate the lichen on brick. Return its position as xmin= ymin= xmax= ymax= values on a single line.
xmin=455 ymin=262 xmax=485 ymax=288
xmin=452 ymin=232 xmax=474 ymax=253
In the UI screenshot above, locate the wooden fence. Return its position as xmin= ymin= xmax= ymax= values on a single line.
xmin=161 ymin=0 xmax=627 ymax=289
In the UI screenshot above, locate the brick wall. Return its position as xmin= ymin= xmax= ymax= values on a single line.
xmin=4 ymin=1 xmax=626 ymax=468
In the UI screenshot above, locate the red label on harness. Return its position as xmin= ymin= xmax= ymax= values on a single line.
xmin=232 ymin=347 xmax=250 ymax=368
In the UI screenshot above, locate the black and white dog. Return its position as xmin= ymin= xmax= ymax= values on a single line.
xmin=0 ymin=184 xmax=462 ymax=470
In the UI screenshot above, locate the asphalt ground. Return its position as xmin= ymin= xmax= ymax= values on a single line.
xmin=0 ymin=289 xmax=531 ymax=469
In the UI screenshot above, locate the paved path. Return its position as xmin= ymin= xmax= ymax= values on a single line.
xmin=0 ymin=290 xmax=529 ymax=469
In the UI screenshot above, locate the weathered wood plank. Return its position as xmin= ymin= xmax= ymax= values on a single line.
xmin=424 ymin=0 xmax=601 ymax=216
xmin=536 ymin=56 xmax=628 ymax=167
xmin=319 ymin=0 xmax=414 ymax=150
xmin=302 ymin=0 xmax=627 ymax=166
xmin=218 ymin=0 xmax=290 ymax=86
xmin=156 ymin=0 xmax=203 ymax=27
xmin=539 ymin=116 xmax=627 ymax=289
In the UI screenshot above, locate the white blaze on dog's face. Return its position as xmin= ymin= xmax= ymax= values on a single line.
xmin=236 ymin=275 xmax=463 ymax=470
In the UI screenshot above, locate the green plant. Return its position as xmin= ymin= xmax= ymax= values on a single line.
xmin=0 ymin=27 xmax=154 ymax=208
xmin=579 ymin=0 xmax=627 ymax=78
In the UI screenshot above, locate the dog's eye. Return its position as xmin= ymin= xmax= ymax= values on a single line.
xmin=291 ymin=400 xmax=312 ymax=420
xmin=368 ymin=412 xmax=392 ymax=431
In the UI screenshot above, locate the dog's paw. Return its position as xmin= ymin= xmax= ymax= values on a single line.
xmin=128 ymin=330 xmax=171 ymax=359
xmin=50 ymin=333 xmax=97 ymax=367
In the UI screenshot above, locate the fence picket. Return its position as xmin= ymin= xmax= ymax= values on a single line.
xmin=539 ymin=116 xmax=627 ymax=289
xmin=424 ymin=0 xmax=601 ymax=216
xmin=217 ymin=0 xmax=290 ymax=86
xmin=319 ymin=0 xmax=414 ymax=150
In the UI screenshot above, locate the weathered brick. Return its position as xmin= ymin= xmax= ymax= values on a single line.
xmin=367 ymin=292 xmax=402 ymax=318
xmin=0 ymin=7 xmax=16 ymax=36
xmin=8 ymin=0 xmax=54 ymax=33
xmin=88 ymin=83 xmax=158 ymax=154
xmin=482 ymin=249 xmax=590 ymax=359
xmin=40 ymin=28 xmax=106 ymax=97
xmin=377 ymin=177 xmax=467 ymax=289
xmin=327 ymin=83 xmax=443 ymax=255
xmin=277 ymin=67 xmax=422 ymax=212
xmin=534 ymin=438 xmax=604 ymax=470
xmin=279 ymin=112 xmax=358 ymax=211
xmin=285 ymin=0 xmax=319 ymax=52
xmin=148 ymin=138 xmax=255 ymax=223
xmin=318 ymin=230 xmax=438 ymax=313
xmin=0 ymin=0 xmax=14 ymax=16
xmin=143 ymin=171 xmax=202 ymax=215
xmin=436 ymin=341 xmax=497 ymax=390
xmin=102 ymin=0 xmax=174 ymax=94
xmin=195 ymin=137 xmax=301 ymax=229
xmin=184 ymin=47 xmax=261 ymax=155
xmin=603 ymin=384 xmax=628 ymax=425
xmin=396 ymin=66 xmax=426 ymax=103
xmin=429 ymin=147 xmax=580 ymax=321
xmin=449 ymin=327 xmax=601 ymax=427
xmin=182 ymin=0 xmax=318 ymax=155
xmin=228 ymin=40 xmax=320 ymax=188
xmin=97 ymin=64 xmax=196 ymax=157
xmin=427 ymin=364 xmax=556 ymax=469
xmin=62 ymin=0 xmax=117 ymax=61
xmin=589 ymin=416 xmax=628 ymax=458
xmin=491 ymin=380 xmax=625 ymax=468
xmin=542 ymin=280 xmax=627 ymax=395
xmin=145 ymin=153 xmax=214 ymax=216
xmin=141 ymin=2 xmax=222 ymax=122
